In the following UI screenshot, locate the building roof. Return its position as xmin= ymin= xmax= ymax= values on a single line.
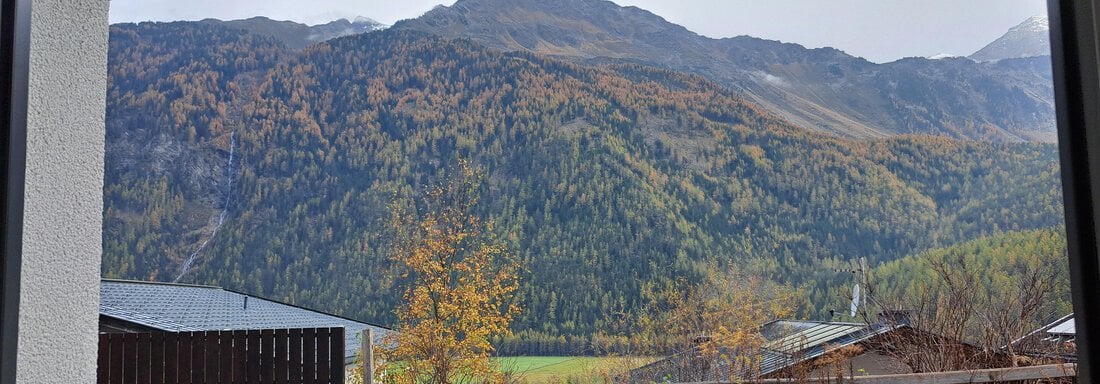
xmin=1046 ymin=315 xmax=1076 ymax=336
xmin=1015 ymin=313 xmax=1076 ymax=341
xmin=625 ymin=319 xmax=905 ymax=383
xmin=1012 ymin=313 xmax=1076 ymax=362
xmin=99 ymin=279 xmax=392 ymax=364
xmin=759 ymin=320 xmax=902 ymax=376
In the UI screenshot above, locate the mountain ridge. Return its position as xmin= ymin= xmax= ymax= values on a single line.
xmin=194 ymin=16 xmax=386 ymax=50
xmin=394 ymin=1 xmax=1056 ymax=142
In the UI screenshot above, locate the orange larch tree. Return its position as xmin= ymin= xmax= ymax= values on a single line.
xmin=381 ymin=160 xmax=521 ymax=384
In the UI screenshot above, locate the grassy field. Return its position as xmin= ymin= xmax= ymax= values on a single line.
xmin=494 ymin=356 xmax=657 ymax=383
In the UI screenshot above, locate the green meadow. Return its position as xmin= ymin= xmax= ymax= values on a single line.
xmin=494 ymin=356 xmax=657 ymax=383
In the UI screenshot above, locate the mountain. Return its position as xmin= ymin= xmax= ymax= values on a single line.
xmin=101 ymin=20 xmax=1065 ymax=353
xmin=394 ymin=0 xmax=1056 ymax=142
xmin=197 ymin=16 xmax=386 ymax=50
xmin=970 ymin=16 xmax=1050 ymax=62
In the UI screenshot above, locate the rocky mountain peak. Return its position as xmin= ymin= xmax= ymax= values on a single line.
xmin=397 ymin=0 xmax=698 ymax=58
xmin=1010 ymin=15 xmax=1048 ymax=34
xmin=969 ymin=15 xmax=1050 ymax=62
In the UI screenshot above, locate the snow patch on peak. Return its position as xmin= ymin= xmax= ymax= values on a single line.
xmin=351 ymin=16 xmax=388 ymax=31
xmin=929 ymin=53 xmax=961 ymax=60
xmin=352 ymin=16 xmax=385 ymax=27
xmin=1011 ymin=15 xmax=1048 ymax=33
xmin=969 ymin=15 xmax=1051 ymax=62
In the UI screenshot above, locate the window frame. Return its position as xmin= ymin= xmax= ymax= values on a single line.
xmin=0 ymin=0 xmax=30 ymax=382
xmin=1049 ymin=0 xmax=1100 ymax=377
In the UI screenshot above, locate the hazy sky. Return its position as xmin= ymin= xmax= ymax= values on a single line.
xmin=108 ymin=0 xmax=1047 ymax=63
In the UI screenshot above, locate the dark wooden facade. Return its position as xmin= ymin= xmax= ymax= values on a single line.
xmin=96 ymin=327 xmax=345 ymax=384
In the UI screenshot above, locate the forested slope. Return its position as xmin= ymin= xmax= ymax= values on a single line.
xmin=102 ymin=22 xmax=1065 ymax=352
xmin=871 ymin=229 xmax=1070 ymax=343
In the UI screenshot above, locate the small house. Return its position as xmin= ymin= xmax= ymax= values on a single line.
xmin=99 ymin=278 xmax=392 ymax=367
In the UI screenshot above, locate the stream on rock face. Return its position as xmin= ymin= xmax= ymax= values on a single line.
xmin=175 ymin=131 xmax=236 ymax=283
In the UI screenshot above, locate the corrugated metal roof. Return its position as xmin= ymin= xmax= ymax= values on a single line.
xmin=761 ymin=320 xmax=823 ymax=340
xmin=1011 ymin=313 xmax=1076 ymax=361
xmin=624 ymin=320 xmax=906 ymax=383
xmin=758 ymin=320 xmax=901 ymax=376
xmin=765 ymin=323 xmax=865 ymax=355
xmin=1047 ymin=316 xmax=1075 ymax=335
xmin=99 ymin=279 xmax=392 ymax=364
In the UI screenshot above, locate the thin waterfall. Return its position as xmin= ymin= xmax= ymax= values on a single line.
xmin=175 ymin=132 xmax=236 ymax=282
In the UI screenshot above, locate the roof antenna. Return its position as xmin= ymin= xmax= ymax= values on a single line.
xmin=836 ymin=257 xmax=869 ymax=318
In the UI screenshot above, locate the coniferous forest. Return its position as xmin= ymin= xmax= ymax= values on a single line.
xmin=101 ymin=21 xmax=1067 ymax=354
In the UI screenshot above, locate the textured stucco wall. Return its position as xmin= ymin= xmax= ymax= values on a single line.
xmin=16 ymin=0 xmax=109 ymax=382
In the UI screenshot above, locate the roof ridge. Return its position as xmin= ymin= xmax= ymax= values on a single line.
xmin=101 ymin=278 xmax=395 ymax=331
xmin=216 ymin=285 xmax=395 ymax=330
xmin=101 ymin=278 xmax=223 ymax=290
xmin=100 ymin=304 xmax=194 ymax=331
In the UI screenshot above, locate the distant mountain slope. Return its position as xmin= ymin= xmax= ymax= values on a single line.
xmin=102 ymin=22 xmax=1064 ymax=352
xmin=872 ymin=229 xmax=1070 ymax=340
xmin=198 ymin=16 xmax=386 ymax=50
xmin=970 ymin=16 xmax=1050 ymax=62
xmin=395 ymin=0 xmax=1055 ymax=142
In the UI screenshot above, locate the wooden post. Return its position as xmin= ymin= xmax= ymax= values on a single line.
xmin=361 ymin=329 xmax=374 ymax=384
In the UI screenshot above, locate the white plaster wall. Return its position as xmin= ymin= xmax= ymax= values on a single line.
xmin=16 ymin=0 xmax=109 ymax=382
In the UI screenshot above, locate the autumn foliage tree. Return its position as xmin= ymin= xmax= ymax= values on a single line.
xmin=637 ymin=265 xmax=798 ymax=379
xmin=380 ymin=160 xmax=521 ymax=384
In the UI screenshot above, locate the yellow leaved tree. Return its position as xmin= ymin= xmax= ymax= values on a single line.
xmin=380 ymin=160 xmax=521 ymax=384
xmin=640 ymin=265 xmax=798 ymax=379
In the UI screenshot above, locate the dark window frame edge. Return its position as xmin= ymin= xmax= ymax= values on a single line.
xmin=1 ymin=0 xmax=30 ymax=382
xmin=1050 ymin=0 xmax=1100 ymax=380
